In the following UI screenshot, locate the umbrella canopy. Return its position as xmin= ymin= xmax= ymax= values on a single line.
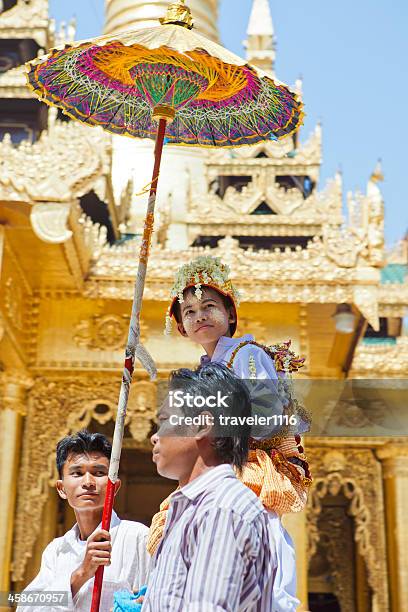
xmin=26 ymin=6 xmax=303 ymax=146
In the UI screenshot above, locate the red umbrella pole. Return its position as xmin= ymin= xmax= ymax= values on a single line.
xmin=90 ymin=117 xmax=167 ymax=612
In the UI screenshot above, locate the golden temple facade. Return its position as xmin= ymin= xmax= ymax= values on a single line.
xmin=0 ymin=1 xmax=407 ymax=610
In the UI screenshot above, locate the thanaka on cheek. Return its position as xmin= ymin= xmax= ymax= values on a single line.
xmin=210 ymin=309 xmax=228 ymax=325
xmin=182 ymin=317 xmax=195 ymax=333
xmin=182 ymin=307 xmax=228 ymax=337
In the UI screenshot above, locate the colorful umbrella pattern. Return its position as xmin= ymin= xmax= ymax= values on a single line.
xmin=27 ymin=17 xmax=303 ymax=146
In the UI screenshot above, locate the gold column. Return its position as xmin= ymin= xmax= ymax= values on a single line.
xmin=22 ymin=488 xmax=58 ymax=588
xmin=376 ymin=444 xmax=408 ymax=612
xmin=355 ymin=551 xmax=370 ymax=612
xmin=0 ymin=372 xmax=33 ymax=592
xmin=283 ymin=510 xmax=310 ymax=611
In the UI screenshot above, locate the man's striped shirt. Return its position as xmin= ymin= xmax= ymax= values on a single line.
xmin=142 ymin=464 xmax=298 ymax=611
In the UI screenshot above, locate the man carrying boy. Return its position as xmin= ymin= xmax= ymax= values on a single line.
xmin=148 ymin=255 xmax=311 ymax=554
xmin=18 ymin=430 xmax=150 ymax=612
xmin=142 ymin=362 xmax=299 ymax=611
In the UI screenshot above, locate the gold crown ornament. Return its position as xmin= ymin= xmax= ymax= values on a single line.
xmin=160 ymin=0 xmax=194 ymax=30
xmin=164 ymin=255 xmax=241 ymax=335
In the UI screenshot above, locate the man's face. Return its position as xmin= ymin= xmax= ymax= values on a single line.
xmin=150 ymin=397 xmax=198 ymax=482
xmin=177 ymin=287 xmax=235 ymax=345
xmin=56 ymin=452 xmax=117 ymax=511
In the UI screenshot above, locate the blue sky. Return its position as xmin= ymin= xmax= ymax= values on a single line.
xmin=49 ymin=0 xmax=408 ymax=246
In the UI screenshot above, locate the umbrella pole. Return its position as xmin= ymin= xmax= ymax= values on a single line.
xmin=90 ymin=117 xmax=167 ymax=612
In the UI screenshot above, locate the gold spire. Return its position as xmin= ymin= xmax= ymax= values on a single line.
xmin=160 ymin=0 xmax=194 ymax=29
xmin=370 ymin=158 xmax=384 ymax=183
xmin=245 ymin=0 xmax=275 ymax=74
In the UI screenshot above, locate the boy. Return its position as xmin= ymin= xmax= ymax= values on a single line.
xmin=143 ymin=363 xmax=299 ymax=611
xmin=148 ymin=255 xmax=311 ymax=553
xmin=17 ymin=430 xmax=150 ymax=612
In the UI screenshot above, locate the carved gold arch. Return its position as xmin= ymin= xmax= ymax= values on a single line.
xmin=11 ymin=374 xmax=157 ymax=582
xmin=306 ymin=447 xmax=389 ymax=612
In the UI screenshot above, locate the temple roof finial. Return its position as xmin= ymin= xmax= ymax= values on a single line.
xmin=160 ymin=0 xmax=194 ymax=29
xmin=294 ymin=75 xmax=303 ymax=97
xmin=370 ymin=158 xmax=384 ymax=183
xmin=247 ymin=0 xmax=274 ymax=37
xmin=245 ymin=0 xmax=275 ymax=74
xmin=104 ymin=0 xmax=218 ymax=40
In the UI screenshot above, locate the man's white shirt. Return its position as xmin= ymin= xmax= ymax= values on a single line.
xmin=17 ymin=511 xmax=150 ymax=612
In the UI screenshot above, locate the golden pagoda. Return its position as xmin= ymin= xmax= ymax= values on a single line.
xmin=0 ymin=1 xmax=407 ymax=610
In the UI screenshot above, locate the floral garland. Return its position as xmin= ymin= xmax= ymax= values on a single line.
xmin=226 ymin=339 xmax=305 ymax=373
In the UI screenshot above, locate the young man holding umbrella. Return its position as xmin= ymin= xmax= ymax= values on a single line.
xmin=17 ymin=430 xmax=150 ymax=612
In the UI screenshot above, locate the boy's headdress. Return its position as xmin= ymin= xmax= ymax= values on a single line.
xmin=165 ymin=255 xmax=241 ymax=335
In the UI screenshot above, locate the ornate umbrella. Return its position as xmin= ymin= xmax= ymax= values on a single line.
xmin=25 ymin=1 xmax=303 ymax=609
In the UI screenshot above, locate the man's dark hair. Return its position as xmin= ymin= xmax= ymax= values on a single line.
xmin=172 ymin=286 xmax=236 ymax=336
xmin=56 ymin=430 xmax=111 ymax=478
xmin=169 ymin=363 xmax=251 ymax=471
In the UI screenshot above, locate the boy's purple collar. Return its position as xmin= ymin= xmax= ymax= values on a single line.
xmin=200 ymin=334 xmax=254 ymax=365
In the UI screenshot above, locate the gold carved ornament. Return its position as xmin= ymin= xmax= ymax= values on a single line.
xmin=352 ymin=338 xmax=408 ymax=376
xmin=74 ymin=314 xmax=135 ymax=351
xmin=89 ymin=233 xmax=366 ymax=291
xmin=0 ymin=120 xmax=109 ymax=203
xmin=306 ymin=448 xmax=389 ymax=611
xmin=3 ymin=277 xmax=25 ymax=330
xmin=0 ymin=370 xmax=33 ymax=415
xmin=0 ymin=0 xmax=50 ymax=48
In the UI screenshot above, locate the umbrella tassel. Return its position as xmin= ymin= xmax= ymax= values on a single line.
xmin=90 ymin=117 xmax=167 ymax=612
xmin=134 ymin=175 xmax=160 ymax=197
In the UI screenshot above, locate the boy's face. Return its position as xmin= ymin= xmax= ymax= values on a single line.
xmin=150 ymin=397 xmax=201 ymax=483
xmin=56 ymin=452 xmax=120 ymax=511
xmin=177 ymin=286 xmax=235 ymax=345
